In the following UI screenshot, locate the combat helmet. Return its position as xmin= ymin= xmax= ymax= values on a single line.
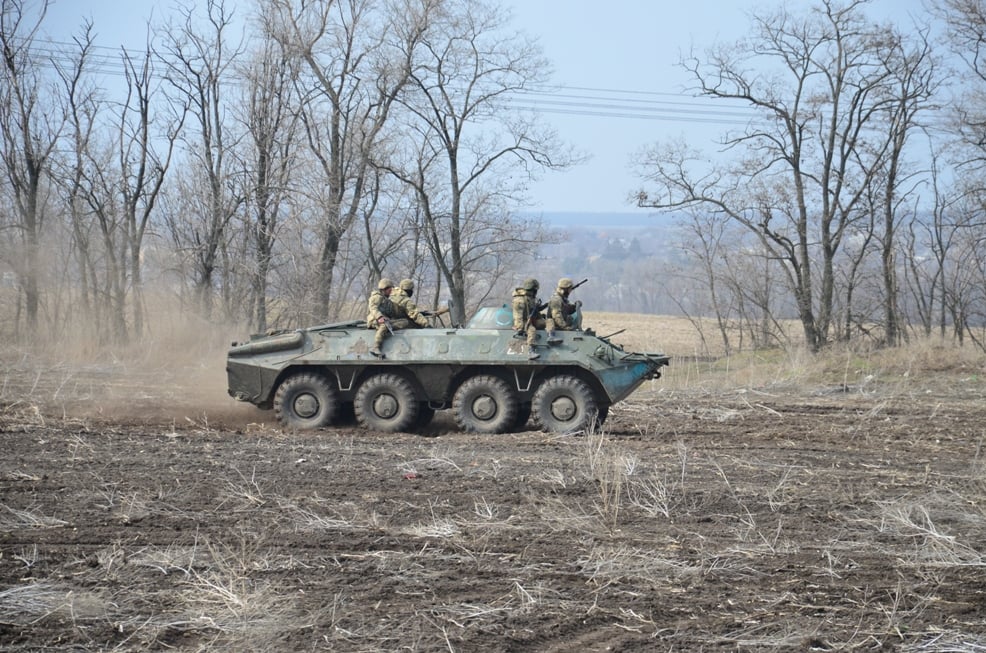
xmin=522 ymin=278 xmax=539 ymax=292
xmin=399 ymin=279 xmax=414 ymax=291
xmin=378 ymin=278 xmax=394 ymax=290
xmin=557 ymin=277 xmax=574 ymax=289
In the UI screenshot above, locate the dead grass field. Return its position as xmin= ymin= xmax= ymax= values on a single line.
xmin=2 ymin=314 xmax=986 ymax=651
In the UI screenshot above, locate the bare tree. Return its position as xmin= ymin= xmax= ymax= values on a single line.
xmin=159 ymin=0 xmax=244 ymax=320
xmin=237 ymin=34 xmax=302 ymax=333
xmin=264 ymin=0 xmax=425 ymax=322
xmin=57 ymin=22 xmax=102 ymax=336
xmin=0 ymin=0 xmax=62 ymax=337
xmin=674 ymin=209 xmax=736 ymax=355
xmin=928 ymin=0 xmax=986 ymax=346
xmin=636 ymin=0 xmax=931 ymax=351
xmin=383 ymin=0 xmax=572 ymax=324
xmin=935 ymin=0 xmax=986 ymax=166
xmin=901 ymin=153 xmax=956 ymax=339
xmin=59 ymin=29 xmax=179 ymax=344
xmin=871 ymin=25 xmax=938 ymax=346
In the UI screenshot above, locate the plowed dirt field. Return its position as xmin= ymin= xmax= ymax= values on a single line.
xmin=2 ymin=332 xmax=986 ymax=651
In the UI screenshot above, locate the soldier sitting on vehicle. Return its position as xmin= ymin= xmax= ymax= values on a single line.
xmin=366 ymin=278 xmax=398 ymax=358
xmin=392 ymin=279 xmax=431 ymax=330
xmin=369 ymin=278 xmax=449 ymax=358
xmin=546 ymin=277 xmax=583 ymax=341
xmin=511 ymin=277 xmax=546 ymax=360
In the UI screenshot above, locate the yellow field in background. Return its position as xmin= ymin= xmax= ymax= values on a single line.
xmin=583 ymin=311 xmax=717 ymax=357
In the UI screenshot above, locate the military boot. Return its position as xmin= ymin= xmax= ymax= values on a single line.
xmin=545 ymin=319 xmax=561 ymax=345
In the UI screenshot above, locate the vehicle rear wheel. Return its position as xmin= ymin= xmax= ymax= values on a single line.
xmin=452 ymin=375 xmax=518 ymax=434
xmin=594 ymin=405 xmax=609 ymax=427
xmin=274 ymin=372 xmax=338 ymax=430
xmin=354 ymin=373 xmax=419 ymax=432
xmin=532 ymin=375 xmax=598 ymax=434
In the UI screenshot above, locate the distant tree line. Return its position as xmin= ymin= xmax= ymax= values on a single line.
xmin=5 ymin=0 xmax=986 ymax=356
xmin=634 ymin=0 xmax=986 ymax=354
xmin=0 ymin=0 xmax=570 ymax=344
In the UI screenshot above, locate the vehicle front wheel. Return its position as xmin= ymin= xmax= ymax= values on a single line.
xmin=452 ymin=375 xmax=518 ymax=434
xmin=273 ymin=372 xmax=338 ymax=430
xmin=532 ymin=375 xmax=599 ymax=434
xmin=354 ymin=373 xmax=419 ymax=432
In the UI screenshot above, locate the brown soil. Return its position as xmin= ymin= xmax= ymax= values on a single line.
xmin=2 ymin=351 xmax=986 ymax=651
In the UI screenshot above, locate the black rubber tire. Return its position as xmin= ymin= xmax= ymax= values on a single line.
xmin=452 ymin=375 xmax=518 ymax=434
xmin=354 ymin=373 xmax=419 ymax=432
xmin=595 ymin=405 xmax=610 ymax=427
xmin=512 ymin=402 xmax=532 ymax=431
xmin=273 ymin=373 xmax=338 ymax=430
xmin=532 ymin=375 xmax=599 ymax=434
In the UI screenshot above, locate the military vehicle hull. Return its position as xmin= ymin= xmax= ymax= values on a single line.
xmin=227 ymin=307 xmax=669 ymax=434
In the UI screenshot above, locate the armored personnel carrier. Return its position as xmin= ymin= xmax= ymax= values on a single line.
xmin=226 ymin=305 xmax=669 ymax=434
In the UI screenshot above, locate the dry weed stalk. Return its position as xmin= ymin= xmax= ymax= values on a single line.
xmin=0 ymin=503 xmax=68 ymax=529
xmin=0 ymin=582 xmax=110 ymax=626
xmin=583 ymin=423 xmax=633 ymax=531
xmin=627 ymin=440 xmax=690 ymax=519
xmin=12 ymin=545 xmax=39 ymax=570
xmin=577 ymin=544 xmax=693 ymax=586
xmin=878 ymin=502 xmax=985 ymax=568
xmin=402 ymin=499 xmax=461 ymax=539
xmin=284 ymin=500 xmax=356 ymax=531
xmin=219 ymin=466 xmax=268 ymax=509
xmin=538 ymin=467 xmax=570 ymax=487
xmin=171 ymin=538 xmax=302 ymax=647
xmin=899 ymin=632 xmax=986 ymax=651
xmin=131 ymin=543 xmax=202 ymax=576
xmin=766 ymin=466 xmax=796 ymax=511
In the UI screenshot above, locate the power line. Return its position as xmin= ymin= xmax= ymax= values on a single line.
xmin=14 ymin=36 xmax=951 ymax=132
xmin=18 ymin=35 xmax=763 ymax=128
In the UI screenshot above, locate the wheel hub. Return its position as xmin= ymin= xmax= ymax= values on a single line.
xmin=472 ymin=394 xmax=496 ymax=420
xmin=373 ymin=393 xmax=399 ymax=419
xmin=550 ymin=396 xmax=577 ymax=422
xmin=294 ymin=393 xmax=319 ymax=418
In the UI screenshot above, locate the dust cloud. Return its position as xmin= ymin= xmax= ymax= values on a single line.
xmin=0 ymin=310 xmax=270 ymax=431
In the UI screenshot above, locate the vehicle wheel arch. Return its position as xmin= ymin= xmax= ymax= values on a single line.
xmin=448 ymin=365 xmax=517 ymax=398
xmin=531 ymin=365 xmax=608 ymax=404
xmin=353 ymin=365 xmax=427 ymax=400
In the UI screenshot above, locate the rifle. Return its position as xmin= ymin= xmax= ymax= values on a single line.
xmin=570 ymin=278 xmax=589 ymax=291
xmin=526 ymin=300 xmax=548 ymax=330
xmin=378 ymin=316 xmax=394 ymax=336
xmin=420 ymin=306 xmax=450 ymax=318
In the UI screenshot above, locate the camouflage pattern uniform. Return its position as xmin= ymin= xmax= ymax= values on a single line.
xmin=512 ymin=278 xmax=545 ymax=359
xmin=366 ymin=278 xmax=397 ymax=356
xmin=547 ymin=277 xmax=581 ymax=337
xmin=391 ymin=279 xmax=430 ymax=329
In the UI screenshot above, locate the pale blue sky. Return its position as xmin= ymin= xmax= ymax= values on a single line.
xmin=44 ymin=0 xmax=930 ymax=213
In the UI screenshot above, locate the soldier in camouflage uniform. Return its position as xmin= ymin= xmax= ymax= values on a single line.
xmin=511 ymin=278 xmax=545 ymax=360
xmin=366 ymin=278 xmax=397 ymax=357
xmin=546 ymin=277 xmax=582 ymax=341
xmin=392 ymin=279 xmax=431 ymax=329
